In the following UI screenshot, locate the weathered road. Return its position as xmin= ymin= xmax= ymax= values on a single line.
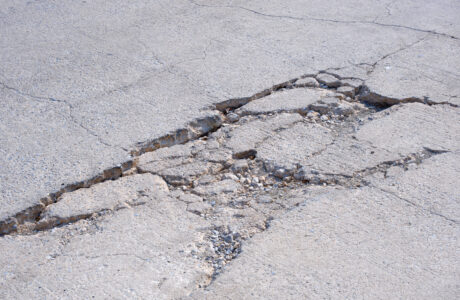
xmin=1 ymin=0 xmax=459 ymax=298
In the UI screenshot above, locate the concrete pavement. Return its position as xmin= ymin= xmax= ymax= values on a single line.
xmin=1 ymin=0 xmax=459 ymax=298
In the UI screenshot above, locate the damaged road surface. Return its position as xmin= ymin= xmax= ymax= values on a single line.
xmin=1 ymin=0 xmax=460 ymax=299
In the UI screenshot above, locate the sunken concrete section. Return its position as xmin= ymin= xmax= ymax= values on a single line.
xmin=1 ymin=0 xmax=460 ymax=299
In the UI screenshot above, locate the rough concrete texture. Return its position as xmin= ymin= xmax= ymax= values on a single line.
xmin=1 ymin=0 xmax=460 ymax=299
xmin=193 ymin=187 xmax=459 ymax=299
xmin=235 ymin=88 xmax=340 ymax=116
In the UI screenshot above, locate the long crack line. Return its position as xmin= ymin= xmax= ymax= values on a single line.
xmin=187 ymin=0 xmax=460 ymax=40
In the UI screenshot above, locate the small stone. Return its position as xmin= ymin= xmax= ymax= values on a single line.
xmin=310 ymin=103 xmax=330 ymax=114
xmin=274 ymin=168 xmax=286 ymax=178
xmin=334 ymin=103 xmax=354 ymax=116
xmin=222 ymin=173 xmax=239 ymax=181
xmin=316 ymin=73 xmax=341 ymax=88
xmin=294 ymin=77 xmax=319 ymax=87
xmin=252 ymin=177 xmax=259 ymax=184
xmin=227 ymin=113 xmax=240 ymax=123
xmin=306 ymin=110 xmax=319 ymax=118
xmin=320 ymin=115 xmax=329 ymax=121
xmin=353 ymin=103 xmax=366 ymax=110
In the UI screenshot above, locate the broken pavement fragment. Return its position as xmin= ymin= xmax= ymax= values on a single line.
xmin=257 ymin=122 xmax=334 ymax=176
xmin=34 ymin=173 xmax=169 ymax=231
xmin=293 ymin=76 xmax=319 ymax=88
xmin=193 ymin=187 xmax=460 ymax=299
xmin=137 ymin=140 xmax=225 ymax=186
xmin=0 ymin=177 xmax=213 ymax=299
xmin=235 ymin=88 xmax=342 ymax=116
xmin=296 ymin=103 xmax=459 ymax=181
xmin=220 ymin=113 xmax=303 ymax=158
xmin=316 ymin=73 xmax=341 ymax=88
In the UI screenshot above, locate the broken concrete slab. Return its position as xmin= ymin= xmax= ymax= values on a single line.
xmin=0 ymin=187 xmax=212 ymax=299
xmin=0 ymin=91 xmax=128 ymax=229
xmin=316 ymin=73 xmax=341 ymax=87
xmin=193 ymin=187 xmax=459 ymax=299
xmin=297 ymin=103 xmax=459 ymax=179
xmin=293 ymin=77 xmax=319 ymax=88
xmin=257 ymin=122 xmax=334 ymax=174
xmin=235 ymin=88 xmax=340 ymax=116
xmin=0 ymin=0 xmax=447 ymax=233
xmin=221 ymin=113 xmax=303 ymax=158
xmin=36 ymin=173 xmax=169 ymax=231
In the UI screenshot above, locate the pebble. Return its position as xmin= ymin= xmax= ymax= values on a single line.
xmin=227 ymin=112 xmax=240 ymax=123
xmin=320 ymin=115 xmax=329 ymax=121
xmin=334 ymin=103 xmax=354 ymax=116
xmin=306 ymin=110 xmax=319 ymax=118
xmin=222 ymin=173 xmax=239 ymax=181
xmin=274 ymin=168 xmax=286 ymax=178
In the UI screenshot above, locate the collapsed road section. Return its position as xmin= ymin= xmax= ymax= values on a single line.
xmin=1 ymin=70 xmax=458 ymax=298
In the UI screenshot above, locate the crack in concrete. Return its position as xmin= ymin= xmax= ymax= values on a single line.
xmin=297 ymin=148 xmax=449 ymax=187
xmin=1 ymin=70 xmax=457 ymax=237
xmin=0 ymin=82 xmax=117 ymax=148
xmin=188 ymin=0 xmax=460 ymax=40
xmin=372 ymin=185 xmax=458 ymax=224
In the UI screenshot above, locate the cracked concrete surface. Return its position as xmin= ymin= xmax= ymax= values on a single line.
xmin=1 ymin=0 xmax=459 ymax=299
